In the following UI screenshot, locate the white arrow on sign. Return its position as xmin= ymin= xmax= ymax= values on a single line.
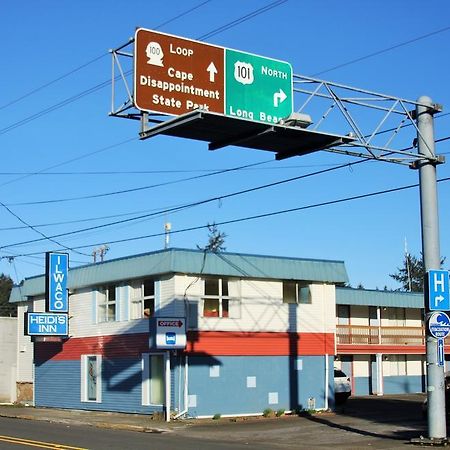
xmin=273 ymin=89 xmax=287 ymax=107
xmin=207 ymin=62 xmax=218 ymax=82
xmin=435 ymin=295 xmax=445 ymax=307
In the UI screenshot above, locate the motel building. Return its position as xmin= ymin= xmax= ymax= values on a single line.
xmin=9 ymin=248 xmax=428 ymax=418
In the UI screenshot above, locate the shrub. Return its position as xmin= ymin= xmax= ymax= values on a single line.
xmin=212 ymin=413 xmax=221 ymax=420
xmin=263 ymin=408 xmax=274 ymax=418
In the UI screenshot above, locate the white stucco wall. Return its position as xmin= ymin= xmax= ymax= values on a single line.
xmin=0 ymin=317 xmax=17 ymax=402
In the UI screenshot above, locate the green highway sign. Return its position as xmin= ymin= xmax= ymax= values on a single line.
xmin=225 ymin=49 xmax=293 ymax=125
xmin=134 ymin=29 xmax=293 ymax=126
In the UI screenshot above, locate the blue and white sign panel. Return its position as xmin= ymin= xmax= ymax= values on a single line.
xmin=46 ymin=252 xmax=69 ymax=313
xmin=26 ymin=312 xmax=69 ymax=336
xmin=428 ymin=270 xmax=450 ymax=311
xmin=429 ymin=311 xmax=450 ymax=339
xmin=438 ymin=339 xmax=445 ymax=367
xmin=155 ymin=318 xmax=186 ymax=349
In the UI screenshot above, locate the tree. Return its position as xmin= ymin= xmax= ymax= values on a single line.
xmin=389 ymin=253 xmax=445 ymax=292
xmin=199 ymin=223 xmax=227 ymax=253
xmin=0 ymin=273 xmax=15 ymax=317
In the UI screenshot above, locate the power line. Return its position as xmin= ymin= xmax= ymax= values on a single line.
xmin=10 ymin=176 xmax=450 ymax=259
xmin=312 ymin=25 xmax=450 ymax=77
xmin=8 ymin=132 xmax=450 ymax=207
xmin=5 ymin=160 xmax=271 ymax=206
xmin=0 ymin=163 xmax=337 ymax=176
xmin=0 ymin=53 xmax=108 ymax=112
xmin=0 ymin=197 xmax=90 ymax=257
xmin=198 ymin=0 xmax=288 ymax=40
xmin=0 ymin=157 xmax=408 ymax=251
xmin=0 ymin=1 xmax=287 ymax=138
xmin=0 ymin=136 xmax=137 ymax=189
xmin=0 ymin=0 xmax=213 ymax=112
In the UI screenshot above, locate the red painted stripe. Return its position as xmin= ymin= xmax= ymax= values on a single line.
xmin=35 ymin=333 xmax=150 ymax=362
xmin=35 ymin=331 xmax=335 ymax=362
xmin=186 ymin=331 xmax=335 ymax=356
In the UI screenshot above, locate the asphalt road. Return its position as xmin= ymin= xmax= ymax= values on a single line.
xmin=0 ymin=394 xmax=434 ymax=450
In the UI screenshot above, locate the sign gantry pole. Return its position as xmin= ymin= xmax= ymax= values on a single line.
xmin=417 ymin=95 xmax=447 ymax=441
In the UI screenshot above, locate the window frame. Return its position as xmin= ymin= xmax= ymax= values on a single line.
xmin=97 ymin=285 xmax=117 ymax=323
xmin=201 ymin=277 xmax=230 ymax=318
xmin=282 ymin=281 xmax=311 ymax=304
xmin=130 ymin=279 xmax=155 ymax=320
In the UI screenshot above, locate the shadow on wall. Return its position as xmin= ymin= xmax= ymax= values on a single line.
xmin=34 ymin=301 xmax=221 ymax=403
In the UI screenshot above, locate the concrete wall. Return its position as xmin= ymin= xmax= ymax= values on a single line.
xmin=0 ymin=317 xmax=17 ymax=402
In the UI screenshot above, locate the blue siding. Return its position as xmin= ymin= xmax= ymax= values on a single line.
xmin=383 ymin=375 xmax=424 ymax=394
xmin=35 ymin=358 xmax=163 ymax=414
xmin=354 ymin=377 xmax=371 ymax=395
xmin=187 ymin=355 xmax=331 ymax=417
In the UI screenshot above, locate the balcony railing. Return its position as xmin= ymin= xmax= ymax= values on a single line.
xmin=336 ymin=324 xmax=425 ymax=346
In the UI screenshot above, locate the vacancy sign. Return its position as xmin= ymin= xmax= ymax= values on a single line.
xmin=46 ymin=252 xmax=69 ymax=313
xmin=134 ymin=28 xmax=225 ymax=115
xmin=134 ymin=28 xmax=293 ymax=124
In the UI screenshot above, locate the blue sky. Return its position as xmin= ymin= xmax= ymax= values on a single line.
xmin=1 ymin=0 xmax=449 ymax=289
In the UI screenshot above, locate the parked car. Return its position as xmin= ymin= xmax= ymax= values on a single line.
xmin=422 ymin=371 xmax=450 ymax=416
xmin=334 ymin=368 xmax=351 ymax=404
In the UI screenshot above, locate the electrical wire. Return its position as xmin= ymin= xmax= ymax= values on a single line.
xmin=0 ymin=0 xmax=213 ymax=112
xmin=0 ymin=0 xmax=287 ymax=138
xmin=0 ymin=159 xmax=365 ymax=251
xmin=312 ymin=25 xmax=450 ymax=77
xmin=8 ymin=176 xmax=450 ymax=259
xmin=8 ymin=132 xmax=450 ymax=207
xmin=5 ymin=160 xmax=270 ymax=206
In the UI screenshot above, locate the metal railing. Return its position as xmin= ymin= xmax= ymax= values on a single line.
xmin=336 ymin=324 xmax=426 ymax=346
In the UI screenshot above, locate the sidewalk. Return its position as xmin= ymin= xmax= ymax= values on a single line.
xmin=0 ymin=395 xmax=431 ymax=449
xmin=0 ymin=405 xmax=190 ymax=433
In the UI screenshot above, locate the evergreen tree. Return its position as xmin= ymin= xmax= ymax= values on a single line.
xmin=0 ymin=273 xmax=15 ymax=317
xmin=389 ymin=253 xmax=445 ymax=292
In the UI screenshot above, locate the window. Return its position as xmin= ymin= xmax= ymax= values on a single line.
xmin=283 ymin=281 xmax=311 ymax=304
xmin=142 ymin=354 xmax=165 ymax=405
xmin=202 ymin=277 xmax=229 ymax=318
xmin=97 ymin=285 xmax=116 ymax=322
xmin=81 ymin=355 xmax=102 ymax=403
xmin=131 ymin=279 xmax=155 ymax=319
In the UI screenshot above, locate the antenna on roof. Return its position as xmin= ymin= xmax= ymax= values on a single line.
xmin=165 ymin=222 xmax=172 ymax=249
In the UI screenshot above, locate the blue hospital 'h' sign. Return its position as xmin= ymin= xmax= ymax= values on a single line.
xmin=46 ymin=252 xmax=69 ymax=312
xmin=428 ymin=270 xmax=450 ymax=311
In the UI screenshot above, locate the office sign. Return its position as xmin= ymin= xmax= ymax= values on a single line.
xmin=155 ymin=318 xmax=186 ymax=349
xmin=134 ymin=28 xmax=293 ymax=125
xmin=46 ymin=252 xmax=69 ymax=313
xmin=428 ymin=269 xmax=450 ymax=311
xmin=25 ymin=312 xmax=69 ymax=336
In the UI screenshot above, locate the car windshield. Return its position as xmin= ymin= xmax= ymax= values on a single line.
xmin=334 ymin=369 xmax=347 ymax=378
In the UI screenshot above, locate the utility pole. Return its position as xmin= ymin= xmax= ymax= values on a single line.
xmin=416 ymin=96 xmax=446 ymax=441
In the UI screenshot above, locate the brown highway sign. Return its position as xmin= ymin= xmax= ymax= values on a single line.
xmin=134 ymin=28 xmax=225 ymax=115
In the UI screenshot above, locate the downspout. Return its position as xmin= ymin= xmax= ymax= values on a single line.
xmin=173 ymin=355 xmax=189 ymax=419
xmin=324 ymin=354 xmax=329 ymax=410
xmin=165 ymin=352 xmax=171 ymax=422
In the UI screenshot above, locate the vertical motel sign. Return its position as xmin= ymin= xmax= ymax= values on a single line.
xmin=45 ymin=252 xmax=69 ymax=313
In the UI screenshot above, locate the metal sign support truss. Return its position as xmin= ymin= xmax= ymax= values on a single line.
xmin=110 ymin=40 xmax=444 ymax=168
